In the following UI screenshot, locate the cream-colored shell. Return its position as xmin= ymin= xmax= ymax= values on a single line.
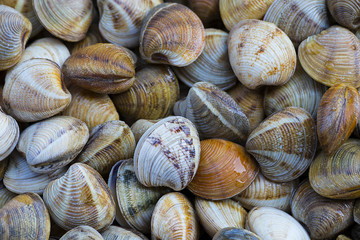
xmin=131 ymin=119 xmax=159 ymax=143
xmin=60 ymin=226 xmax=103 ymax=240
xmin=0 ymin=108 xmax=19 ymax=161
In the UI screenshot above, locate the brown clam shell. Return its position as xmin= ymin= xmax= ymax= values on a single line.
xmin=189 ymin=0 xmax=220 ymax=26
xmin=328 ymin=0 xmax=360 ymax=30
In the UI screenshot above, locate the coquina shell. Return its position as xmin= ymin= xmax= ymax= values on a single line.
xmin=328 ymin=0 xmax=360 ymax=30
xmin=60 ymin=226 xmax=103 ymax=240
xmin=0 ymin=108 xmax=19 ymax=161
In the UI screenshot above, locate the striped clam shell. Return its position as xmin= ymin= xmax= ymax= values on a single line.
xmin=213 ymin=227 xmax=261 ymax=240
xmin=60 ymin=226 xmax=103 ymax=240
xmin=0 ymin=180 xmax=16 ymax=209
xmin=328 ymin=0 xmax=360 ymax=30
xmin=131 ymin=119 xmax=160 ymax=143
xmin=101 ymin=226 xmax=146 ymax=240
xmin=71 ymin=24 xmax=104 ymax=54
xmin=0 ymin=108 xmax=19 ymax=161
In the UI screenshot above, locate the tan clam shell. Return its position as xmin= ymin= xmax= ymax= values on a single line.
xmin=17 ymin=116 xmax=89 ymax=173
xmin=134 ymin=116 xmax=201 ymax=191
xmin=0 ymin=108 xmax=19 ymax=161
xmin=228 ymin=19 xmax=296 ymax=89
xmin=0 ymin=180 xmax=16 ymax=209
xmin=33 ymin=0 xmax=93 ymax=42
xmin=337 ymin=235 xmax=352 ymax=240
xmin=0 ymin=192 xmax=51 ymax=239
xmin=189 ymin=0 xmax=220 ymax=26
xmin=0 ymin=5 xmax=32 ymax=71
xmin=101 ymin=226 xmax=145 ymax=240
xmin=328 ymin=0 xmax=360 ymax=30
xmin=246 ymin=107 xmax=317 ymax=182
xmin=3 ymin=58 xmax=71 ymax=122
xmin=43 ymin=163 xmax=116 ymax=231
xmin=131 ymin=119 xmax=160 ymax=143
xmin=195 ymin=198 xmax=247 ymax=237
xmin=139 ymin=3 xmax=205 ymax=67
xmin=298 ymin=25 xmax=360 ymax=87
xmin=60 ymin=226 xmax=103 ymax=240
xmin=71 ymin=24 xmax=104 ymax=54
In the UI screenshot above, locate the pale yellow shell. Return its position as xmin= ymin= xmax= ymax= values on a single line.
xmin=0 ymin=108 xmax=19 ymax=161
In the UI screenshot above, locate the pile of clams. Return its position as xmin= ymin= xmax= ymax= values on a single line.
xmin=2 ymin=0 xmax=360 ymax=239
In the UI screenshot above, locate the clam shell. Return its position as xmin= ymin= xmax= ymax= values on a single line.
xmin=0 ymin=180 xmax=16 ymax=209
xmin=101 ymin=226 xmax=145 ymax=240
xmin=0 ymin=108 xmax=19 ymax=161
xmin=71 ymin=24 xmax=104 ymax=54
xmin=328 ymin=0 xmax=360 ymax=30
xmin=189 ymin=0 xmax=220 ymax=26
xmin=355 ymin=199 xmax=360 ymax=224
xmin=131 ymin=119 xmax=160 ymax=143
xmin=213 ymin=227 xmax=261 ymax=240
xmin=0 ymin=158 xmax=8 ymax=180
xmin=60 ymin=226 xmax=103 ymax=240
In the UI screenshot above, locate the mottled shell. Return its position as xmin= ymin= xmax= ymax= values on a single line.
xmin=188 ymin=139 xmax=258 ymax=200
xmin=62 ymin=43 xmax=136 ymax=94
xmin=111 ymin=65 xmax=179 ymax=124
xmin=3 ymin=58 xmax=71 ymax=122
xmin=60 ymin=226 xmax=103 ymax=240
xmin=195 ymin=198 xmax=247 ymax=237
xmin=189 ymin=0 xmax=220 ymax=26
xmin=71 ymin=24 xmax=104 ymax=54
xmin=263 ymin=0 xmax=330 ymax=47
xmin=355 ymin=199 xmax=360 ymax=224
xmin=0 ymin=180 xmax=16 ymax=209
xmin=101 ymin=226 xmax=145 ymax=240
xmin=151 ymin=192 xmax=199 ymax=240
xmin=131 ymin=119 xmax=160 ymax=143
xmin=173 ymin=29 xmax=237 ymax=90
xmin=0 ymin=193 xmax=51 ymax=239
xmin=134 ymin=116 xmax=200 ymax=191
xmin=33 ymin=0 xmax=93 ymax=42
xmin=328 ymin=0 xmax=360 ymax=30
xmin=213 ymin=227 xmax=261 ymax=240
xmin=97 ymin=0 xmax=163 ymax=48
xmin=0 ymin=108 xmax=19 ymax=161
xmin=43 ymin=163 xmax=116 ymax=231
xmin=17 ymin=116 xmax=89 ymax=173
xmin=246 ymin=107 xmax=317 ymax=182
xmin=228 ymin=19 xmax=296 ymax=89
xmin=0 ymin=5 xmax=31 ymax=71
xmin=298 ymin=25 xmax=360 ymax=87
xmin=291 ymin=181 xmax=354 ymax=239
xmin=139 ymin=3 xmax=205 ymax=67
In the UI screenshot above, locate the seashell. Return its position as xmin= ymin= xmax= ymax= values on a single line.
xmin=108 ymin=159 xmax=170 ymax=234
xmin=188 ymin=139 xmax=258 ymax=200
xmin=17 ymin=116 xmax=89 ymax=173
xmin=291 ymin=180 xmax=354 ymax=239
xmin=213 ymin=227 xmax=261 ymax=240
xmin=0 ymin=108 xmax=19 ymax=161
xmin=328 ymin=0 xmax=360 ymax=30
xmin=71 ymin=24 xmax=104 ymax=54
xmin=101 ymin=226 xmax=145 ymax=240
xmin=131 ymin=119 xmax=160 ymax=143
xmin=60 ymin=226 xmax=103 ymax=240
xmin=0 ymin=158 xmax=8 ymax=180
xmin=0 ymin=192 xmax=51 ymax=239
xmin=3 ymin=151 xmax=66 ymax=194
xmin=151 ymin=192 xmax=199 ymax=240
xmin=233 ymin=172 xmax=298 ymax=211
xmin=309 ymin=139 xmax=360 ymax=199
xmin=43 ymin=163 xmax=116 ymax=231
xmin=0 ymin=5 xmax=32 ymax=71
xmin=134 ymin=116 xmax=201 ymax=191
xmin=195 ymin=198 xmax=247 ymax=237
xmin=264 ymin=64 xmax=327 ymax=119
xmin=111 ymin=64 xmax=179 ymax=124
xmin=263 ymin=0 xmax=330 ymax=47
xmin=174 ymin=82 xmax=250 ymax=143
xmin=246 ymin=107 xmax=317 ymax=182
xmin=337 ymin=235 xmax=352 ymax=240
xmin=317 ymin=84 xmax=360 ymax=155
xmin=97 ymin=0 xmax=162 ymax=48
xmin=220 ymin=0 xmax=275 ymax=31
xmin=298 ymin=25 xmax=360 ymax=87
xmin=173 ymin=28 xmax=237 ymax=90
xmin=189 ymin=0 xmax=220 ymax=26
xmin=0 ymin=180 xmax=16 ymax=208
xmin=228 ymin=19 xmax=296 ymax=89
xmin=62 ymin=85 xmax=119 ymax=131
xmin=246 ymin=207 xmax=310 ymax=239
xmin=139 ymin=3 xmax=205 ymax=67
xmin=3 ymin=58 xmax=71 ymax=122
xmin=355 ymin=199 xmax=360 ymax=224
xmin=0 ymin=83 xmax=5 ymax=111
xmin=62 ymin=43 xmax=136 ymax=94
xmin=227 ymin=83 xmax=264 ymax=131
xmin=33 ymin=0 xmax=93 ymax=42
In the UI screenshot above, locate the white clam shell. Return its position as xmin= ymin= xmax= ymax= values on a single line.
xmin=0 ymin=108 xmax=19 ymax=161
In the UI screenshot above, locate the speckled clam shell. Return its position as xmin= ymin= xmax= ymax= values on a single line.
xmin=60 ymin=226 xmax=103 ymax=240
xmin=33 ymin=0 xmax=93 ymax=42
xmin=0 ymin=108 xmax=19 ymax=161
xmin=151 ymin=192 xmax=199 ymax=240
xmin=213 ymin=227 xmax=261 ymax=240
xmin=71 ymin=24 xmax=104 ymax=54
xmin=173 ymin=29 xmax=237 ymax=90
xmin=131 ymin=119 xmax=160 ymax=143
xmin=195 ymin=198 xmax=247 ymax=237
xmin=228 ymin=19 xmax=296 ymax=89
xmin=139 ymin=3 xmax=205 ymax=67
xmin=101 ymin=226 xmax=146 ymax=240
xmin=328 ymin=0 xmax=360 ymax=30
xmin=355 ymin=199 xmax=360 ymax=224
xmin=134 ymin=116 xmax=200 ymax=191
xmin=98 ymin=0 xmax=162 ymax=48
xmin=0 ymin=5 xmax=31 ymax=71
xmin=0 ymin=193 xmax=51 ymax=239
xmin=188 ymin=139 xmax=258 ymax=200
xmin=189 ymin=0 xmax=220 ymax=26
xmin=291 ymin=181 xmax=354 ymax=239
xmin=43 ymin=163 xmax=116 ymax=231
xmin=263 ymin=0 xmax=330 ymax=47
xmin=0 ymin=180 xmax=16 ymax=209
xmin=298 ymin=25 xmax=360 ymax=87
xmin=17 ymin=116 xmax=89 ymax=173
xmin=246 ymin=107 xmax=317 ymax=182
xmin=3 ymin=58 xmax=71 ymax=122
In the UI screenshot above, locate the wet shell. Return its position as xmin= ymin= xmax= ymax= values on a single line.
xmin=188 ymin=139 xmax=258 ymax=200
xmin=101 ymin=226 xmax=145 ymax=240
xmin=213 ymin=227 xmax=261 ymax=240
xmin=298 ymin=25 xmax=360 ymax=87
xmin=43 ymin=163 xmax=116 ymax=231
xmin=3 ymin=58 xmax=71 ymax=122
xmin=291 ymin=181 xmax=354 ymax=239
xmin=33 ymin=0 xmax=93 ymax=42
xmin=0 ymin=108 xmax=19 ymax=161
xmin=0 ymin=180 xmax=16 ymax=209
xmin=263 ymin=0 xmax=330 ymax=47
xmin=189 ymin=0 xmax=220 ymax=26
xmin=131 ymin=119 xmax=160 ymax=143
xmin=0 ymin=193 xmax=51 ymax=239
xmin=246 ymin=107 xmax=317 ymax=182
xmin=328 ymin=0 xmax=360 ymax=30
xmin=355 ymin=199 xmax=360 ymax=224
xmin=0 ymin=5 xmax=32 ymax=71
xmin=139 ymin=3 xmax=205 ymax=67
xmin=151 ymin=192 xmax=199 ymax=240
xmin=228 ymin=19 xmax=296 ymax=89
xmin=17 ymin=116 xmax=89 ymax=173
xmin=60 ymin=226 xmax=103 ymax=240
xmin=71 ymin=24 xmax=104 ymax=54
xmin=195 ymin=198 xmax=247 ymax=237
xmin=134 ymin=116 xmax=201 ymax=191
